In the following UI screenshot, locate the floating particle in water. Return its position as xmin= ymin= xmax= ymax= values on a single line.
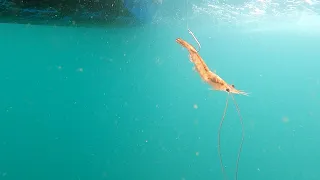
xmin=193 ymin=104 xmax=198 ymax=109
xmin=155 ymin=57 xmax=162 ymax=65
xmin=102 ymin=171 xmax=107 ymax=178
xmin=77 ymin=68 xmax=83 ymax=72
xmin=262 ymin=149 xmax=267 ymax=153
xmin=195 ymin=152 xmax=199 ymax=156
xmin=282 ymin=116 xmax=289 ymax=123
xmin=6 ymin=106 xmax=12 ymax=112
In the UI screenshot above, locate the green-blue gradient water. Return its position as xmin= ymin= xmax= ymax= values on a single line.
xmin=0 ymin=1 xmax=320 ymax=180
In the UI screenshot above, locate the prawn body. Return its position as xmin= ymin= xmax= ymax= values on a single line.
xmin=176 ymin=36 xmax=247 ymax=180
xmin=176 ymin=38 xmax=248 ymax=96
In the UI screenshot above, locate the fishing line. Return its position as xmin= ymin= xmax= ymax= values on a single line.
xmin=186 ymin=0 xmax=189 ymax=29
xmin=231 ymin=94 xmax=245 ymax=180
xmin=218 ymin=94 xmax=229 ymax=180
xmin=185 ymin=0 xmax=201 ymax=52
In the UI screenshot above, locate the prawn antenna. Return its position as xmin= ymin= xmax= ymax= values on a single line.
xmin=230 ymin=94 xmax=245 ymax=180
xmin=218 ymin=93 xmax=229 ymax=180
xmin=188 ymin=29 xmax=201 ymax=52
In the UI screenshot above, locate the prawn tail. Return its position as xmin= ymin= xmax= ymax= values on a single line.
xmin=176 ymin=38 xmax=198 ymax=53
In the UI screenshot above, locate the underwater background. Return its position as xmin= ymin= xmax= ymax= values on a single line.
xmin=0 ymin=0 xmax=320 ymax=179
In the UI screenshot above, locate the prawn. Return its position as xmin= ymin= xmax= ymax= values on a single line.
xmin=176 ymin=32 xmax=248 ymax=180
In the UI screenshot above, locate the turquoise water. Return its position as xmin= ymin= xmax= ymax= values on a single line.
xmin=0 ymin=1 xmax=320 ymax=179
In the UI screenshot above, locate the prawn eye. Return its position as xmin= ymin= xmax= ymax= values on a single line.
xmin=231 ymin=84 xmax=235 ymax=88
xmin=226 ymin=88 xmax=230 ymax=92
